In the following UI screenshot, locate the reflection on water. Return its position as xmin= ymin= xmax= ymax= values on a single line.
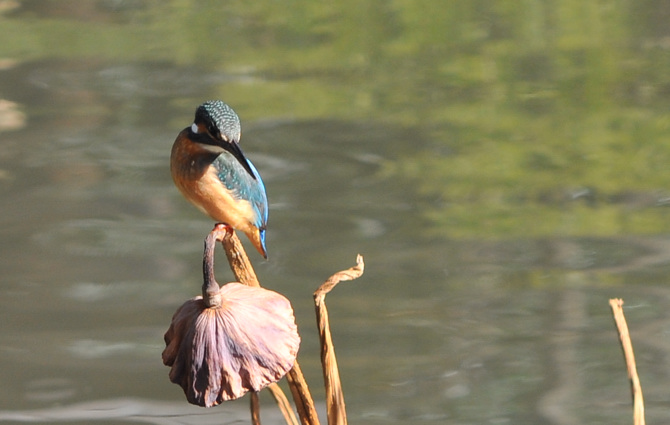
xmin=2 ymin=1 xmax=670 ymax=424
xmin=0 ymin=397 xmax=296 ymax=424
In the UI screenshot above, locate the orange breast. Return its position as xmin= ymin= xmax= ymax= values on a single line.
xmin=170 ymin=130 xmax=257 ymax=234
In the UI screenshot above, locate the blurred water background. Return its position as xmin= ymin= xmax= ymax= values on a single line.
xmin=1 ymin=1 xmax=670 ymax=424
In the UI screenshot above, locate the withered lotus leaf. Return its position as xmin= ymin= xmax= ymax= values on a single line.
xmin=162 ymin=282 xmax=300 ymax=407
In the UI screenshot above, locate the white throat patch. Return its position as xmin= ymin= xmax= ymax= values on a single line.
xmin=191 ymin=123 xmax=199 ymax=134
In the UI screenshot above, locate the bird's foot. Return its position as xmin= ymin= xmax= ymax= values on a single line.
xmin=212 ymin=223 xmax=234 ymax=243
xmin=213 ymin=223 xmax=232 ymax=232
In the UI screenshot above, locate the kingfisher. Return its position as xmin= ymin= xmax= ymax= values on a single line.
xmin=170 ymin=100 xmax=268 ymax=258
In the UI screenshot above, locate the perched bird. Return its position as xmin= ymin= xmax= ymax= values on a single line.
xmin=171 ymin=100 xmax=268 ymax=258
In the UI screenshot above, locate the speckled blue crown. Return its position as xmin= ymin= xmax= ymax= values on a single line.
xmin=196 ymin=100 xmax=241 ymax=142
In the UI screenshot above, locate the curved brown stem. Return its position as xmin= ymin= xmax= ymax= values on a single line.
xmin=216 ymin=225 xmax=320 ymax=425
xmin=201 ymin=225 xmax=231 ymax=307
xmin=219 ymin=229 xmax=261 ymax=287
xmin=313 ymin=255 xmax=364 ymax=425
xmin=268 ymin=383 xmax=300 ymax=425
xmin=610 ymin=298 xmax=645 ymax=425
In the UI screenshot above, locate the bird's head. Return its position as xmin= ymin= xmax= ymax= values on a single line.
xmin=192 ymin=100 xmax=241 ymax=146
xmin=189 ymin=100 xmax=257 ymax=179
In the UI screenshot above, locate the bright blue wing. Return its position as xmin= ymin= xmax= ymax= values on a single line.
xmin=211 ymin=151 xmax=268 ymax=231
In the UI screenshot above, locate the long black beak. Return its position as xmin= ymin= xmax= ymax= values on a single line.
xmin=225 ymin=141 xmax=257 ymax=180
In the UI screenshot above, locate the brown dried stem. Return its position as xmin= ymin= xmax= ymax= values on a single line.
xmin=286 ymin=363 xmax=321 ymax=425
xmin=216 ymin=225 xmax=320 ymax=425
xmin=219 ymin=225 xmax=260 ymax=287
xmin=202 ymin=228 xmax=223 ymax=307
xmin=609 ymin=298 xmax=645 ymax=425
xmin=314 ymin=255 xmax=365 ymax=425
xmin=267 ymin=384 xmax=300 ymax=425
xmin=250 ymin=391 xmax=261 ymax=425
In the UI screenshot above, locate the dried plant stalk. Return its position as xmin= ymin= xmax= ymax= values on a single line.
xmin=314 ymin=255 xmax=365 ymax=425
xmin=219 ymin=226 xmax=320 ymax=425
xmin=609 ymin=298 xmax=645 ymax=425
xmin=286 ymin=364 xmax=321 ymax=425
xmin=251 ymin=392 xmax=261 ymax=425
xmin=267 ymin=383 xmax=300 ymax=425
xmin=220 ymin=227 xmax=260 ymax=287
